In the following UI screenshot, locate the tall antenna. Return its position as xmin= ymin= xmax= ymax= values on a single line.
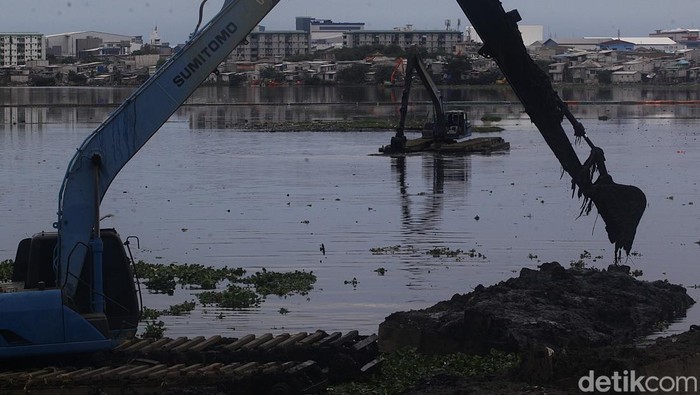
xmin=457 ymin=18 xmax=461 ymax=33
xmin=445 ymin=19 xmax=451 ymax=31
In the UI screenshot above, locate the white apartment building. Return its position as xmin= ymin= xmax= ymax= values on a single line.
xmin=232 ymin=30 xmax=310 ymax=62
xmin=343 ymin=29 xmax=463 ymax=53
xmin=0 ymin=33 xmax=45 ymax=67
xmin=310 ymin=20 xmax=364 ymax=49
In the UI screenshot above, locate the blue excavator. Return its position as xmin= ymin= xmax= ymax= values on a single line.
xmin=0 ymin=0 xmax=281 ymax=359
xmin=0 ymin=0 xmax=645 ymax=359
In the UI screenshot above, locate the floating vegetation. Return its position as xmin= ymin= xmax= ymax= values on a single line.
xmin=580 ymin=250 xmax=592 ymax=260
xmin=370 ymin=245 xmax=401 ymax=255
xmin=369 ymin=245 xmax=418 ymax=255
xmin=472 ymin=125 xmax=505 ymax=133
xmin=527 ymin=253 xmax=538 ymax=260
xmin=141 ymin=320 xmax=166 ymax=340
xmin=328 ymin=348 xmax=518 ymax=394
xmin=480 ymin=114 xmax=503 ymax=123
xmin=140 ymin=301 xmax=197 ymax=322
xmin=0 ymin=259 xmax=12 ymax=282
xmin=427 ymin=247 xmax=464 ymax=258
xmin=141 ymin=307 xmax=163 ymax=320
xmin=133 ymin=261 xmax=246 ymax=295
xmin=344 ymin=277 xmax=359 ymax=288
xmin=279 ymin=308 xmax=289 ymax=315
xmin=374 ymin=267 xmax=387 ymax=276
xmin=465 ymin=249 xmax=486 ymax=259
xmin=242 ymin=268 xmax=316 ymax=297
xmin=196 ymin=284 xmax=262 ymax=309
xmin=162 ymin=300 xmax=197 ymax=316
xmin=570 ymin=259 xmax=587 ymax=270
xmin=134 ymin=261 xmax=315 ymax=311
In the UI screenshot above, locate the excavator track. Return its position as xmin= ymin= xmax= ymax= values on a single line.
xmin=0 ymin=330 xmax=379 ymax=394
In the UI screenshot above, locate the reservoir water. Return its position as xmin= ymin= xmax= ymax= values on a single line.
xmin=1 ymin=86 xmax=699 ymax=338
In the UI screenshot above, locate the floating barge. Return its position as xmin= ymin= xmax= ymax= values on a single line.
xmin=379 ymin=136 xmax=510 ymax=155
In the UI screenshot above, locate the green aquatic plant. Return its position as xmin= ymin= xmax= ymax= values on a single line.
xmin=481 ymin=114 xmax=503 ymax=123
xmin=0 ymin=259 xmax=13 ymax=282
xmin=196 ymin=284 xmax=262 ymax=309
xmin=140 ymin=320 xmax=166 ymax=340
xmin=133 ymin=261 xmax=246 ymax=294
xmin=427 ymin=247 xmax=463 ymax=258
xmin=163 ymin=300 xmax=197 ymax=316
xmin=328 ymin=348 xmax=518 ymax=394
xmin=344 ymin=277 xmax=359 ymax=288
xmin=370 ymin=245 xmax=401 ymax=255
xmin=243 ymin=268 xmax=316 ymax=297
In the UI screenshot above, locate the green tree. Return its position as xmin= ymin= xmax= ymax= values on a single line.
xmin=336 ymin=63 xmax=370 ymax=84
xmin=67 ymin=71 xmax=87 ymax=85
xmin=444 ymin=56 xmax=471 ymax=84
xmin=260 ymin=66 xmax=285 ymax=83
xmin=373 ymin=65 xmax=394 ymax=85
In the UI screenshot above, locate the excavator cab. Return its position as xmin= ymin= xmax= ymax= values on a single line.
xmin=423 ymin=109 xmax=472 ymax=140
xmin=0 ymin=229 xmax=139 ymax=358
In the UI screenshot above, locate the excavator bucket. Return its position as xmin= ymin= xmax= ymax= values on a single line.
xmin=583 ymin=175 xmax=646 ymax=258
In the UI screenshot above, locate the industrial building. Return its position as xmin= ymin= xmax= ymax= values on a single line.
xmin=650 ymin=28 xmax=700 ymax=48
xmin=0 ymin=33 xmax=45 ymax=67
xmin=343 ymin=28 xmax=463 ymax=54
xmin=45 ymin=31 xmax=140 ymax=58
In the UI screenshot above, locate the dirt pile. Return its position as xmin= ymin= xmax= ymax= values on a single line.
xmin=379 ymin=262 xmax=694 ymax=355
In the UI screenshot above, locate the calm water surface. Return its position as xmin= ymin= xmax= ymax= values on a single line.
xmin=1 ymin=87 xmax=699 ymax=337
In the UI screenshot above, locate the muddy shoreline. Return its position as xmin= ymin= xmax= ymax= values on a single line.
xmin=377 ymin=262 xmax=698 ymax=393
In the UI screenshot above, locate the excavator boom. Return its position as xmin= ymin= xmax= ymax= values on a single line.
xmin=56 ymin=0 xmax=279 ymax=298
xmin=457 ymin=0 xmax=646 ymax=257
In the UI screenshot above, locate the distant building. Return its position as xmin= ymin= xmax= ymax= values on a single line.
xmin=296 ymin=17 xmax=315 ymax=33
xmin=541 ymin=38 xmax=607 ymax=51
xmin=467 ymin=25 xmax=543 ymax=47
xmin=295 ymin=17 xmax=364 ymax=50
xmin=46 ymin=31 xmax=139 ymax=58
xmin=0 ymin=32 xmax=45 ymax=67
xmin=650 ymin=28 xmax=700 ymax=48
xmin=612 ymin=70 xmax=642 ymax=83
xmin=594 ymin=37 xmax=683 ymax=53
xmin=343 ymin=28 xmax=463 ymax=54
xmin=310 ymin=20 xmax=364 ymax=50
xmin=232 ymin=29 xmax=310 ymax=61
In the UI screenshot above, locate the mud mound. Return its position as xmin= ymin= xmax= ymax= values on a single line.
xmin=379 ymin=262 xmax=694 ymax=355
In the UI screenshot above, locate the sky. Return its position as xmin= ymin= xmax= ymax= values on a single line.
xmin=1 ymin=0 xmax=698 ymax=45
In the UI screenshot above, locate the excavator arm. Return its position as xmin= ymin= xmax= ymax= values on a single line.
xmin=56 ymin=0 xmax=280 ymax=298
xmin=456 ymin=0 xmax=646 ymax=258
xmin=395 ymin=51 xmax=447 ymax=143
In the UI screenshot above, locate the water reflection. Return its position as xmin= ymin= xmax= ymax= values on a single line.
xmin=392 ymin=155 xmax=470 ymax=237
xmin=4 ymin=86 xmax=700 ymax=130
